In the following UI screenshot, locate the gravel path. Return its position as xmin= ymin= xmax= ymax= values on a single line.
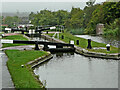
xmin=0 ymin=40 xmax=14 ymax=89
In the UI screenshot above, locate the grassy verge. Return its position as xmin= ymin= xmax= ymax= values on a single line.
xmin=46 ymin=33 xmax=54 ymax=37
xmin=0 ymin=32 xmax=4 ymax=34
xmin=47 ymin=32 xmax=118 ymax=54
xmin=2 ymin=35 xmax=31 ymax=48
xmin=5 ymin=49 xmax=48 ymax=89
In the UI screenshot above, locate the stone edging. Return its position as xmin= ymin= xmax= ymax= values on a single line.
xmin=23 ymin=34 xmax=31 ymax=41
xmin=42 ymin=34 xmax=120 ymax=60
xmin=26 ymin=51 xmax=53 ymax=88
xmin=75 ymin=46 xmax=120 ymax=60
xmin=26 ymin=51 xmax=53 ymax=69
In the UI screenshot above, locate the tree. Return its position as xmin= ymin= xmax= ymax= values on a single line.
xmin=4 ymin=16 xmax=20 ymax=27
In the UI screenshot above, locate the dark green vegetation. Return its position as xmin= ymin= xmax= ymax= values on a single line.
xmin=2 ymin=35 xmax=29 ymax=48
xmin=1 ymin=16 xmax=20 ymax=28
xmin=29 ymin=1 xmax=120 ymax=37
xmin=5 ymin=50 xmax=48 ymax=89
xmin=47 ymin=32 xmax=118 ymax=53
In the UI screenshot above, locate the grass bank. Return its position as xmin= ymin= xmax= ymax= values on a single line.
xmin=2 ymin=34 xmax=30 ymax=48
xmin=46 ymin=32 xmax=118 ymax=54
xmin=5 ymin=49 xmax=48 ymax=89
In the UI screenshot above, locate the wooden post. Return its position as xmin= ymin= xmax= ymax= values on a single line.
xmin=22 ymin=31 xmax=24 ymax=34
xmin=46 ymin=31 xmax=48 ymax=34
xmin=76 ymin=40 xmax=79 ymax=45
xmin=43 ymin=43 xmax=49 ymax=51
xmin=34 ymin=41 xmax=40 ymax=50
xmin=61 ymin=35 xmax=64 ymax=39
xmin=87 ymin=39 xmax=92 ymax=49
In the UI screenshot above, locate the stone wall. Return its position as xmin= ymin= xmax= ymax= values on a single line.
xmin=96 ymin=23 xmax=104 ymax=35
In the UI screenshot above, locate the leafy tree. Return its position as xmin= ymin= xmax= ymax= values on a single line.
xmin=102 ymin=2 xmax=120 ymax=24
xmin=3 ymin=16 xmax=20 ymax=27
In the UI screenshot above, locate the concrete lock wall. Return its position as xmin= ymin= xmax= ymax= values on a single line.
xmin=96 ymin=23 xmax=104 ymax=35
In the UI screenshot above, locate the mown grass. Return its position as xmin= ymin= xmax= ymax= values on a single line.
xmin=5 ymin=50 xmax=48 ymax=89
xmin=47 ymin=32 xmax=118 ymax=54
xmin=2 ymin=35 xmax=31 ymax=48
xmin=0 ymin=32 xmax=4 ymax=34
xmin=47 ymin=33 xmax=54 ymax=37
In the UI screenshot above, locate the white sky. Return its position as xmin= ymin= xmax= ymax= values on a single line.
xmin=1 ymin=0 xmax=106 ymax=2
xmin=1 ymin=0 xmax=106 ymax=13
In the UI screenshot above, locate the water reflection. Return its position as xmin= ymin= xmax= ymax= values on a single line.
xmin=51 ymin=52 xmax=74 ymax=58
xmin=30 ymin=36 xmax=118 ymax=88
xmin=34 ymin=52 xmax=118 ymax=88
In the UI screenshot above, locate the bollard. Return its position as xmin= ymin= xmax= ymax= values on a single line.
xmin=43 ymin=43 xmax=49 ymax=51
xmin=46 ymin=31 xmax=48 ymax=34
xmin=35 ymin=41 xmax=40 ymax=50
xmin=21 ymin=65 xmax=24 ymax=68
xmin=87 ymin=39 xmax=92 ymax=49
xmin=106 ymin=44 xmax=110 ymax=51
xmin=76 ymin=40 xmax=79 ymax=45
xmin=22 ymin=31 xmax=24 ymax=34
xmin=61 ymin=35 xmax=64 ymax=39
xmin=25 ymin=27 xmax=27 ymax=31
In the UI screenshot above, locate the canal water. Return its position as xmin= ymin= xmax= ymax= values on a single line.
xmin=32 ymin=36 xmax=118 ymax=88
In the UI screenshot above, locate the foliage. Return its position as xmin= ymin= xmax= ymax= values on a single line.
xmin=29 ymin=1 xmax=120 ymax=37
xmin=2 ymin=16 xmax=21 ymax=28
xmin=103 ymin=18 xmax=120 ymax=37
xmin=5 ymin=50 xmax=48 ymax=88
xmin=85 ymin=1 xmax=120 ymax=35
xmin=102 ymin=2 xmax=120 ymax=24
xmin=30 ymin=9 xmax=69 ymax=27
xmin=68 ymin=28 xmax=85 ymax=35
xmin=65 ymin=7 xmax=83 ymax=29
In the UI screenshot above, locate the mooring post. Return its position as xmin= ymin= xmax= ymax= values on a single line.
xmin=61 ymin=35 xmax=64 ymax=39
xmin=46 ymin=31 xmax=48 ymax=34
xmin=87 ymin=39 xmax=92 ymax=49
xmin=106 ymin=44 xmax=110 ymax=51
xmin=35 ymin=41 xmax=40 ymax=50
xmin=22 ymin=31 xmax=24 ymax=34
xmin=43 ymin=43 xmax=49 ymax=51
xmin=76 ymin=40 xmax=79 ymax=45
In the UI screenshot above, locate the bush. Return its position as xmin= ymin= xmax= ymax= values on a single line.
xmin=68 ymin=28 xmax=85 ymax=35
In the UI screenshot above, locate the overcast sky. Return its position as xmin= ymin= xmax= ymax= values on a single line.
xmin=1 ymin=0 xmax=106 ymax=2
xmin=1 ymin=0 xmax=106 ymax=13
